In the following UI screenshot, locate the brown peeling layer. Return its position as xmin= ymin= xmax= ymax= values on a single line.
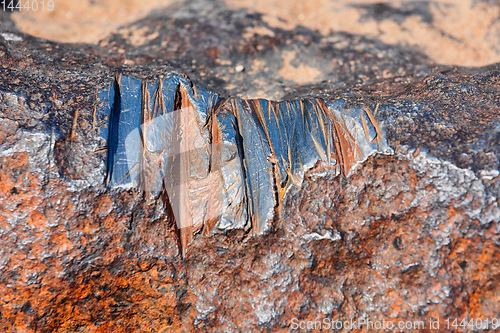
xmin=362 ymin=104 xmax=383 ymax=150
xmin=174 ymin=85 xmax=195 ymax=254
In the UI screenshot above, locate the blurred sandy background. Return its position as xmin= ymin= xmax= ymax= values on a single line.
xmin=11 ymin=0 xmax=500 ymax=67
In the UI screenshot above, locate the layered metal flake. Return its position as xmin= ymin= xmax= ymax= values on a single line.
xmin=104 ymin=74 xmax=390 ymax=253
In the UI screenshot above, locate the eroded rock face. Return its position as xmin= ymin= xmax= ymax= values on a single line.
xmin=0 ymin=1 xmax=499 ymax=331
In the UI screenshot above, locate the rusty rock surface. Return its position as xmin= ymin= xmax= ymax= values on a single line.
xmin=1 ymin=1 xmax=499 ymax=332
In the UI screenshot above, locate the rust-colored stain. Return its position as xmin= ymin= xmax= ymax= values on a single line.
xmin=361 ymin=104 xmax=382 ymax=150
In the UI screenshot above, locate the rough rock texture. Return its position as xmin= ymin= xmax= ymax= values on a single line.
xmin=0 ymin=0 xmax=499 ymax=332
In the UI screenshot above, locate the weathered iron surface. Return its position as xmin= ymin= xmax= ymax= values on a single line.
xmin=0 ymin=1 xmax=499 ymax=331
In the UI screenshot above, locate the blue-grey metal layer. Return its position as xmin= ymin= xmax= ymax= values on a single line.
xmin=107 ymin=75 xmax=142 ymax=188
xmin=233 ymin=99 xmax=276 ymax=234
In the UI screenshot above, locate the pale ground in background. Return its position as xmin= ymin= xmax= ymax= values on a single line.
xmin=11 ymin=0 xmax=178 ymax=45
xmin=11 ymin=0 xmax=500 ymax=67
